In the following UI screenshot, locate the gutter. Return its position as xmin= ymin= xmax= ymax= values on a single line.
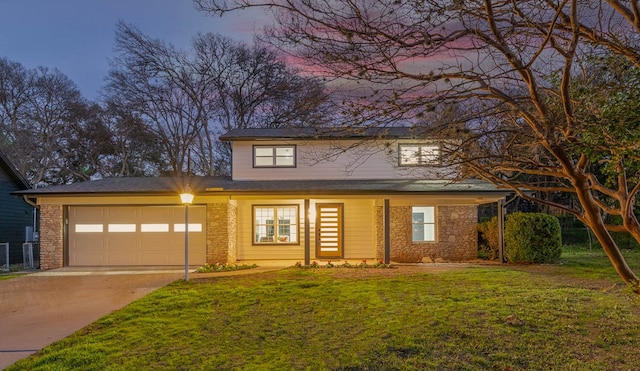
xmin=22 ymin=195 xmax=38 ymax=208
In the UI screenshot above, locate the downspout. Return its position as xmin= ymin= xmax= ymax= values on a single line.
xmin=23 ymin=195 xmax=39 ymax=241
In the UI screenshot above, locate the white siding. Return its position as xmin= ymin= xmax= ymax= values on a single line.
xmin=231 ymin=139 xmax=455 ymax=181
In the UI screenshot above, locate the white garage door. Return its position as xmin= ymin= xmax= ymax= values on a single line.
xmin=68 ymin=206 xmax=206 ymax=266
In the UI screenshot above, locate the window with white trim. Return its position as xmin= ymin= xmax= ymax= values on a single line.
xmin=253 ymin=206 xmax=298 ymax=244
xmin=399 ymin=144 xmax=440 ymax=166
xmin=253 ymin=145 xmax=296 ymax=167
xmin=412 ymin=206 xmax=435 ymax=242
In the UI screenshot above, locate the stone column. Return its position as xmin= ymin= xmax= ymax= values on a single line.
xmin=39 ymin=204 xmax=64 ymax=270
xmin=206 ymin=201 xmax=237 ymax=264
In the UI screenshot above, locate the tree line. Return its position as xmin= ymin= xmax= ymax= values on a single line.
xmin=0 ymin=22 xmax=331 ymax=187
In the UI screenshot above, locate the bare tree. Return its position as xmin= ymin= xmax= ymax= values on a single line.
xmin=105 ymin=22 xmax=330 ymax=176
xmin=195 ymin=0 xmax=640 ymax=291
xmin=0 ymin=58 xmax=33 ymax=148
xmin=0 ymin=58 xmax=91 ymax=186
xmin=99 ymin=103 xmax=164 ymax=177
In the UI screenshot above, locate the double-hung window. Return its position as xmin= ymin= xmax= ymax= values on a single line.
xmin=412 ymin=206 xmax=436 ymax=242
xmin=399 ymin=144 xmax=440 ymax=166
xmin=253 ymin=145 xmax=296 ymax=167
xmin=254 ymin=206 xmax=298 ymax=244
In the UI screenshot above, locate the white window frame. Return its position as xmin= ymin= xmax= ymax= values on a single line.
xmin=253 ymin=205 xmax=299 ymax=245
xmin=399 ymin=144 xmax=440 ymax=166
xmin=253 ymin=145 xmax=296 ymax=168
xmin=411 ymin=206 xmax=436 ymax=242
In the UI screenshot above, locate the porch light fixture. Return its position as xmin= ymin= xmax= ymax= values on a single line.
xmin=180 ymin=185 xmax=194 ymax=282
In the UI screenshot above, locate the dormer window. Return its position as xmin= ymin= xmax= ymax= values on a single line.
xmin=253 ymin=145 xmax=296 ymax=168
xmin=399 ymin=144 xmax=440 ymax=166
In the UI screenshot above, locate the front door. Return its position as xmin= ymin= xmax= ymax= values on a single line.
xmin=316 ymin=203 xmax=343 ymax=259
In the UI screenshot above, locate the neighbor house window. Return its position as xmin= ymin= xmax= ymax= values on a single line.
xmin=253 ymin=205 xmax=298 ymax=244
xmin=253 ymin=145 xmax=296 ymax=167
xmin=399 ymin=144 xmax=440 ymax=166
xmin=412 ymin=206 xmax=435 ymax=242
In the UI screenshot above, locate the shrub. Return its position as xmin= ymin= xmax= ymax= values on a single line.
xmin=478 ymin=217 xmax=500 ymax=260
xmin=504 ymin=212 xmax=562 ymax=263
xmin=195 ymin=262 xmax=257 ymax=273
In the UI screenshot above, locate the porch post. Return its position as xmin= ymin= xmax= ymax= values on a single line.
xmin=304 ymin=199 xmax=310 ymax=265
xmin=498 ymin=198 xmax=505 ymax=263
xmin=384 ymin=199 xmax=391 ymax=264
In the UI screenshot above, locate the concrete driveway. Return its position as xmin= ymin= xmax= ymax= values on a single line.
xmin=0 ymin=268 xmax=183 ymax=369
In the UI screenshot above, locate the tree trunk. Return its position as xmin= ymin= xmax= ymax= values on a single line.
xmin=576 ymin=180 xmax=640 ymax=293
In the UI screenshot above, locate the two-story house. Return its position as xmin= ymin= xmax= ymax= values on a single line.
xmin=17 ymin=127 xmax=509 ymax=270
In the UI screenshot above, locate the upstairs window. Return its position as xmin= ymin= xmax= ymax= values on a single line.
xmin=399 ymin=144 xmax=440 ymax=166
xmin=253 ymin=145 xmax=296 ymax=167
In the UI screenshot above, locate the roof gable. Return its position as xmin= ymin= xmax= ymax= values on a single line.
xmin=0 ymin=149 xmax=31 ymax=190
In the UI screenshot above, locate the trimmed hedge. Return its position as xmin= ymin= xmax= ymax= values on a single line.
xmin=504 ymin=212 xmax=562 ymax=263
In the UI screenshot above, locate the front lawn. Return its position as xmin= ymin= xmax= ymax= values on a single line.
xmin=9 ymin=247 xmax=640 ymax=370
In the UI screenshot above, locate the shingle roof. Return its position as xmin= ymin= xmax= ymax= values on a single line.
xmin=14 ymin=176 xmax=510 ymax=197
xmin=220 ymin=127 xmax=433 ymax=141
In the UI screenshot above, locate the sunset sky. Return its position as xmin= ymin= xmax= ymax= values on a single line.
xmin=0 ymin=0 xmax=259 ymax=99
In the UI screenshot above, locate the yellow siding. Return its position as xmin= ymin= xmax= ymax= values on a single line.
xmin=337 ymin=199 xmax=376 ymax=260
xmin=234 ymin=198 xmax=376 ymax=261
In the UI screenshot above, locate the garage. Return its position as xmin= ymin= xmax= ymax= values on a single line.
xmin=68 ymin=205 xmax=206 ymax=266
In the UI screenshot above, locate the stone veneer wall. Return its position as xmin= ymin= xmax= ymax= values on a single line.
xmin=390 ymin=205 xmax=478 ymax=263
xmin=39 ymin=204 xmax=64 ymax=270
xmin=206 ymin=202 xmax=237 ymax=264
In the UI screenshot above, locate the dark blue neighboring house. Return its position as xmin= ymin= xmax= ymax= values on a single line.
xmin=0 ymin=149 xmax=34 ymax=265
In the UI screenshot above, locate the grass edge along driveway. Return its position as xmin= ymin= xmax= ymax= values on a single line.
xmin=9 ymin=248 xmax=640 ymax=370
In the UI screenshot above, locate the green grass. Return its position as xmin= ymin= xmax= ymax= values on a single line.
xmin=8 ymin=247 xmax=640 ymax=370
xmin=0 ymin=274 xmax=22 ymax=281
xmin=558 ymin=245 xmax=640 ymax=281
